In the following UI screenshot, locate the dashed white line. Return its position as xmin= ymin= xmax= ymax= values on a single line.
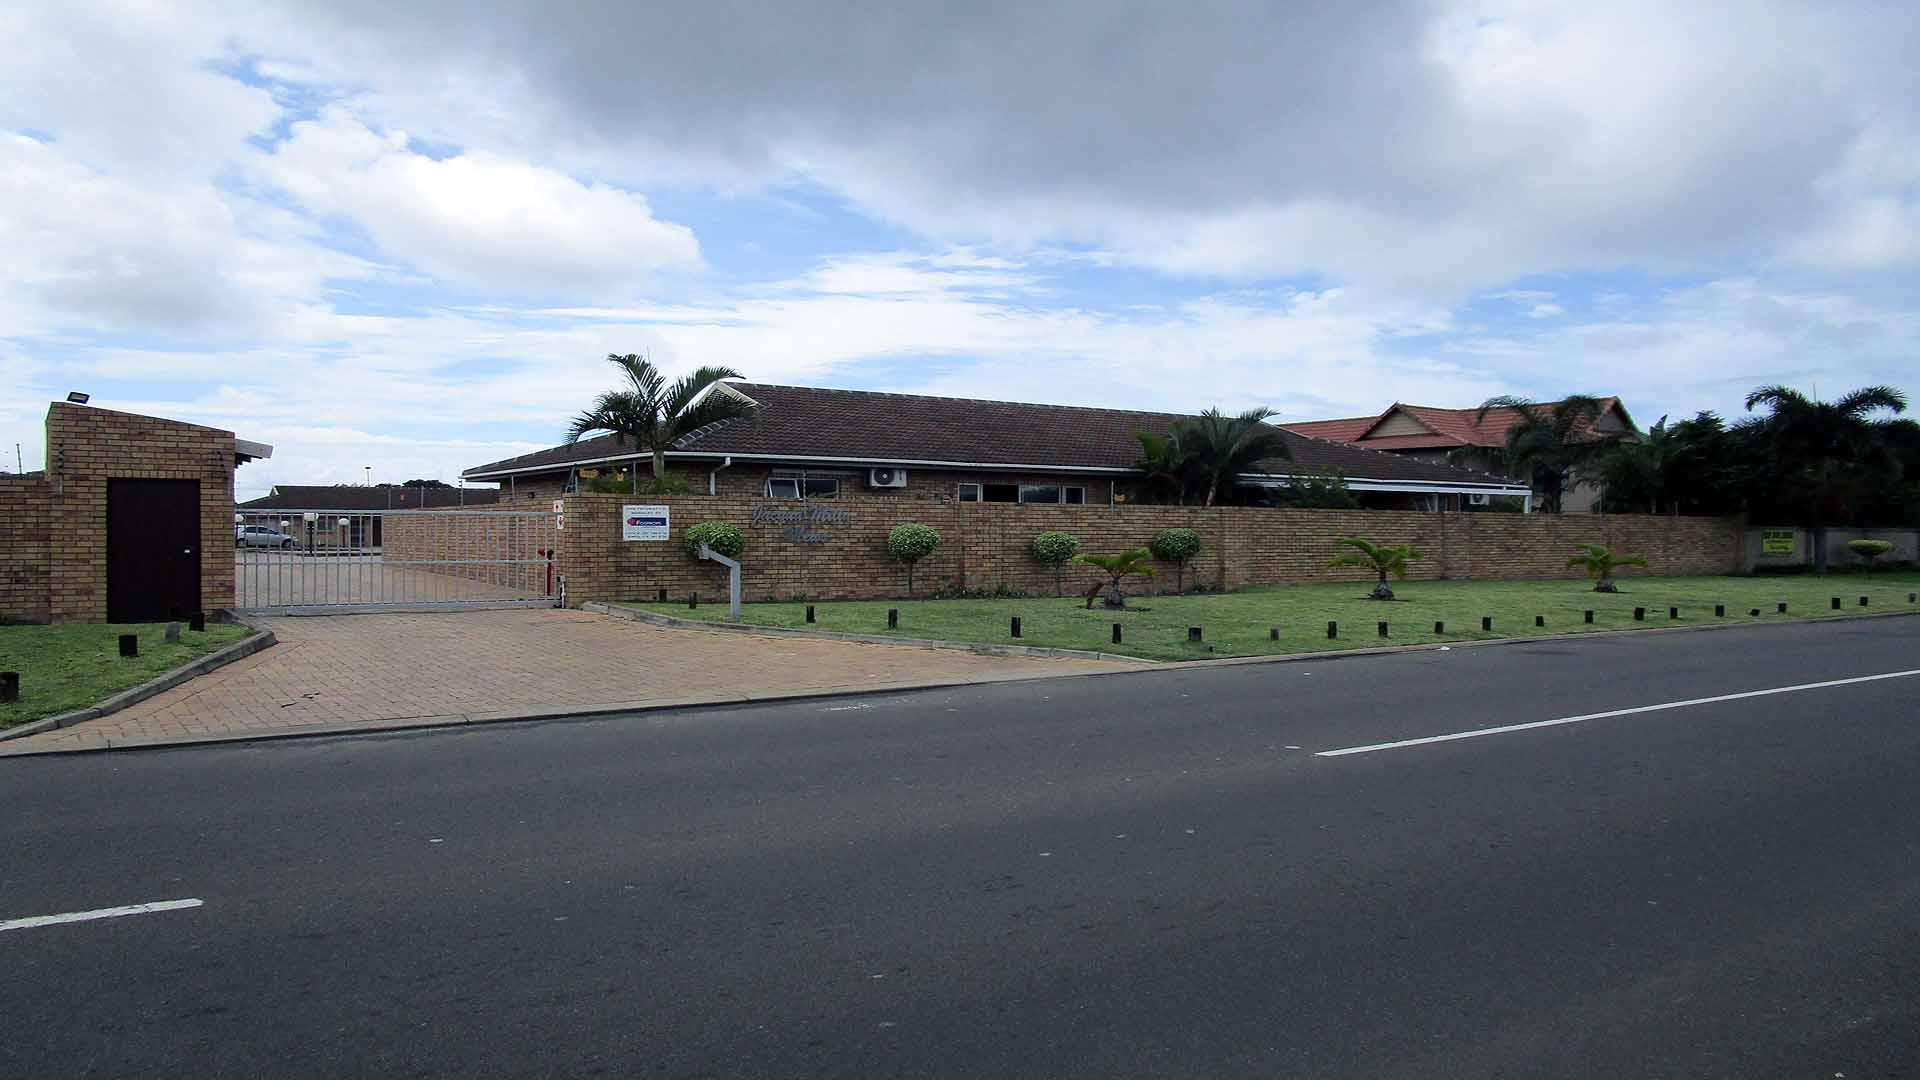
xmin=1318 ymin=669 xmax=1920 ymax=758
xmin=0 ymin=898 xmax=204 ymax=933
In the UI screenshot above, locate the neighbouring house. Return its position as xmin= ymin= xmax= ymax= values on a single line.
xmin=460 ymin=382 xmax=1531 ymax=510
xmin=1285 ymin=398 xmax=1640 ymax=513
xmin=237 ymin=484 xmax=501 ymax=548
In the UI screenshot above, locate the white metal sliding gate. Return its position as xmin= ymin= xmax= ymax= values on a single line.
xmin=235 ymin=509 xmax=561 ymax=613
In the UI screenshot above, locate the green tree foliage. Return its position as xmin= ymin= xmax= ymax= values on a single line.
xmin=1470 ymin=395 xmax=1610 ymax=514
xmin=1031 ymin=532 xmax=1081 ymax=597
xmin=1743 ymin=384 xmax=1910 ymax=571
xmin=1599 ymin=411 xmax=1739 ymax=516
xmin=1073 ymin=548 xmax=1155 ymax=609
xmin=1327 ymin=537 xmax=1424 ymax=600
xmin=1149 ymin=528 xmax=1203 ymax=593
xmin=683 ymin=521 xmax=745 ymax=560
xmin=1846 ymin=538 xmax=1895 ymax=575
xmin=1566 ymin=543 xmax=1648 ymax=593
xmin=1263 ymin=468 xmax=1359 ymax=509
xmin=887 ymin=523 xmax=942 ymax=595
xmin=1131 ymin=408 xmax=1292 ymax=506
xmin=568 ymin=354 xmax=754 ymax=487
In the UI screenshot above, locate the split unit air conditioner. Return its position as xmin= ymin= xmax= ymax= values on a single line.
xmin=868 ymin=467 xmax=908 ymax=488
xmin=1468 ymin=493 xmax=1492 ymax=506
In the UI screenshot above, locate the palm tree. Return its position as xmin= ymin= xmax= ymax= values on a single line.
xmin=1744 ymin=384 xmax=1909 ymax=572
xmin=567 ymin=354 xmax=754 ymax=492
xmin=1177 ymin=407 xmax=1293 ymax=507
xmin=1567 ymin=544 xmax=1647 ymax=592
xmin=1327 ymin=538 xmax=1424 ymax=600
xmin=1132 ymin=430 xmax=1194 ymax=505
xmin=1074 ymin=548 xmax=1156 ymax=609
xmin=1472 ymin=395 xmax=1610 ymax=514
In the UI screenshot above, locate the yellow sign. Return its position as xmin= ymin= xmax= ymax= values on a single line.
xmin=1761 ymin=529 xmax=1795 ymax=556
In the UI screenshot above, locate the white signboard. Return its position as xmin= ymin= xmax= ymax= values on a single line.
xmin=622 ymin=504 xmax=670 ymax=541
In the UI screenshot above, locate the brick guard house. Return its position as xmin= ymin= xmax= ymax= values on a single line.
xmin=463 ymin=382 xmax=1532 ymax=511
xmin=1 ymin=402 xmax=270 ymax=623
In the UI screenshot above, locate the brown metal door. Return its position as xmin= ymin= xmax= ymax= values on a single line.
xmin=107 ymin=479 xmax=201 ymax=622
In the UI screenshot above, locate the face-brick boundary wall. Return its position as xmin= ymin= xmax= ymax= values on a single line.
xmin=1 ymin=403 xmax=242 ymax=623
xmin=550 ymin=493 xmax=1746 ymax=605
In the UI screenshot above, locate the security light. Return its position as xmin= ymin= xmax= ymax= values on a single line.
xmin=66 ymin=391 xmax=90 ymax=404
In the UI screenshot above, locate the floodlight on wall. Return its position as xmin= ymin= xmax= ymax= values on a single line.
xmin=66 ymin=392 xmax=90 ymax=404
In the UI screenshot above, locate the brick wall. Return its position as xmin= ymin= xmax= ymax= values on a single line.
xmin=0 ymin=476 xmax=53 ymax=623
xmin=553 ymin=493 xmax=1746 ymax=605
xmin=42 ymin=403 xmax=240 ymax=622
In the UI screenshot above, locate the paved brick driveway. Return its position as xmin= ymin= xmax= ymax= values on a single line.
xmin=7 ymin=609 xmax=1132 ymax=752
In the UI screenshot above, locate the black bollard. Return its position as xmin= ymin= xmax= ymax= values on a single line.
xmin=1860 ymin=596 xmax=1869 ymax=607
xmin=689 ymin=592 xmax=697 ymax=609
xmin=1584 ymin=609 xmax=1594 ymax=623
xmin=1114 ymin=624 xmax=1124 ymax=645
xmin=0 ymin=671 xmax=17 ymax=704
xmin=189 ymin=611 xmax=206 ymax=632
xmin=658 ymin=588 xmax=667 ymax=603
xmin=887 ymin=608 xmax=898 ymax=629
xmin=1749 ymin=608 xmax=1760 ymax=617
xmin=1377 ymin=621 xmax=1389 ymax=638
xmin=1268 ymin=627 xmax=1278 ymax=641
xmin=1778 ymin=602 xmax=1788 ymax=613
xmin=1633 ymin=607 xmax=1645 ymax=621
xmin=1714 ymin=604 xmax=1724 ymax=617
xmin=119 ymin=634 xmax=138 ymax=658
xmin=1832 ymin=597 xmax=1841 ymax=610
xmin=1481 ymin=616 xmax=1492 ymax=632
xmin=1010 ymin=616 xmax=1021 ymax=638
xmin=1434 ymin=620 xmax=1445 ymax=634
xmin=1535 ymin=615 xmax=1545 ymax=627
xmin=1188 ymin=626 xmax=1203 ymax=643
xmin=805 ymin=604 xmax=815 ymax=623
xmin=1327 ymin=621 xmax=1337 ymax=639
xmin=1668 ymin=607 xmax=1678 ymax=620
xmin=1910 ymin=593 xmax=1917 ymax=603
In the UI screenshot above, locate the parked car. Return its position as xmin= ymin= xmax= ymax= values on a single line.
xmin=236 ymin=525 xmax=296 ymax=549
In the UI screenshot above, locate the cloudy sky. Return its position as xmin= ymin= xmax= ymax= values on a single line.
xmin=5 ymin=0 xmax=1917 ymax=497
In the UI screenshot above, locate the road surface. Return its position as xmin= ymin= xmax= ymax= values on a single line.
xmin=5 ymin=617 xmax=1919 ymax=1077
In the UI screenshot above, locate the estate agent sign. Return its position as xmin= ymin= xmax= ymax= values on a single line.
xmin=1760 ymin=529 xmax=1796 ymax=556
xmin=622 ymin=504 xmax=671 ymax=541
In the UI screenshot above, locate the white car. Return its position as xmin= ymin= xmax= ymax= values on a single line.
xmin=236 ymin=525 xmax=296 ymax=549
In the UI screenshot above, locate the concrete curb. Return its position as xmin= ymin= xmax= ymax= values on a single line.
xmin=0 ymin=620 xmax=277 ymax=744
xmin=586 ymin=601 xmax=1155 ymax=664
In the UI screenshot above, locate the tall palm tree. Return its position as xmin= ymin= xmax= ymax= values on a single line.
xmin=1178 ymin=407 xmax=1293 ymax=507
xmin=1744 ymin=384 xmax=1908 ymax=571
xmin=1472 ymin=395 xmax=1609 ymax=514
xmin=1132 ymin=430 xmax=1194 ymax=505
xmin=567 ymin=354 xmax=754 ymax=492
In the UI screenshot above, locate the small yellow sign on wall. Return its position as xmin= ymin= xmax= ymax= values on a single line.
xmin=1761 ymin=529 xmax=1796 ymax=556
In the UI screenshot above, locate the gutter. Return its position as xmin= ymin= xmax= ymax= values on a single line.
xmin=708 ymin=456 xmax=732 ymax=495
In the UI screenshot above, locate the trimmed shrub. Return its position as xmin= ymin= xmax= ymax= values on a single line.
xmin=683 ymin=521 xmax=746 ymax=560
xmin=1848 ymin=538 xmax=1896 ymax=575
xmin=1031 ymin=532 xmax=1081 ymax=597
xmin=1149 ymin=527 xmax=1202 ymax=592
xmin=887 ymin=522 xmax=942 ymax=595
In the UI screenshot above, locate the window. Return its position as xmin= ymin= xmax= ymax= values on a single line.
xmin=982 ymin=483 xmax=1019 ymax=503
xmin=1016 ymin=484 xmax=1086 ymax=504
xmin=767 ymin=475 xmax=841 ymax=500
xmin=958 ymin=483 xmax=979 ymax=502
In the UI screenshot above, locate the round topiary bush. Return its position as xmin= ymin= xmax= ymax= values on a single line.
xmin=1031 ymin=532 xmax=1080 ymax=596
xmin=683 ymin=521 xmax=746 ymax=559
xmin=887 ymin=522 xmax=942 ymax=595
xmin=1150 ymin=527 xmax=1202 ymax=592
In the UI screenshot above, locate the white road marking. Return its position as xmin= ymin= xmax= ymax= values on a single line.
xmin=1318 ymin=669 xmax=1920 ymax=758
xmin=0 ymin=898 xmax=204 ymax=933
xmin=823 ymin=703 xmax=872 ymax=712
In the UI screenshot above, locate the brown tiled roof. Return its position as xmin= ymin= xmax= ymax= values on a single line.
xmin=464 ymin=382 xmax=1524 ymax=489
xmin=1280 ymin=415 xmax=1379 ymax=442
xmin=1291 ymin=398 xmax=1633 ymax=450
xmin=239 ymin=485 xmax=499 ymax=511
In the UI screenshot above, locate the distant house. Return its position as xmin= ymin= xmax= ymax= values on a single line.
xmin=460 ymin=381 xmax=1530 ymax=511
xmin=237 ymin=484 xmax=500 ymax=546
xmin=1286 ymin=398 xmax=1639 ymax=512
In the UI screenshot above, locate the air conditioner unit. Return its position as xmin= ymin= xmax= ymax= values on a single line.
xmin=1468 ymin=493 xmax=1492 ymax=506
xmin=868 ymin=467 xmax=908 ymax=488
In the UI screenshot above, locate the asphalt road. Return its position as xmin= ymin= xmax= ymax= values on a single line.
xmin=5 ymin=616 xmax=1919 ymax=1078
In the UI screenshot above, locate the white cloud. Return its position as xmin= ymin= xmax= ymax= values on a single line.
xmin=257 ymin=109 xmax=700 ymax=294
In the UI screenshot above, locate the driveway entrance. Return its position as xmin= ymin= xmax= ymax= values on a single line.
xmin=235 ymin=509 xmax=560 ymax=613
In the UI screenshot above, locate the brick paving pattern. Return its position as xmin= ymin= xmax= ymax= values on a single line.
xmin=6 ymin=609 xmax=1129 ymax=752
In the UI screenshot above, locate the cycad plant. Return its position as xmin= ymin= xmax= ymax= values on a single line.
xmin=568 ymin=354 xmax=754 ymax=492
xmin=1567 ymin=544 xmax=1647 ymax=592
xmin=1074 ymin=548 xmax=1156 ymax=609
xmin=1328 ymin=538 xmax=1424 ymax=600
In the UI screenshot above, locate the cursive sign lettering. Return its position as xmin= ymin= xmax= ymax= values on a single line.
xmin=750 ymin=505 xmax=853 ymax=526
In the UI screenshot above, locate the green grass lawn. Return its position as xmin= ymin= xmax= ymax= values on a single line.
xmin=633 ymin=571 xmax=1920 ymax=662
xmin=0 ymin=621 xmax=252 ymax=728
